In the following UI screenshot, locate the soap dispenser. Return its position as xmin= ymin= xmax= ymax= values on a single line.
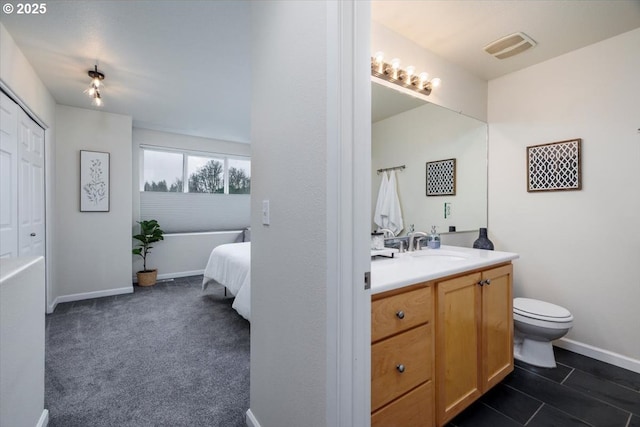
xmin=427 ymin=226 xmax=441 ymax=249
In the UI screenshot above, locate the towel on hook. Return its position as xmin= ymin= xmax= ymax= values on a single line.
xmin=373 ymin=171 xmax=389 ymax=229
xmin=383 ymin=170 xmax=404 ymax=235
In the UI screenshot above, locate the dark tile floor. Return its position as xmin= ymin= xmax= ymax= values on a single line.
xmin=447 ymin=347 xmax=640 ymax=427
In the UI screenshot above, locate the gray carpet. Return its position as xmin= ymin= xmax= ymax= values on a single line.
xmin=45 ymin=276 xmax=250 ymax=427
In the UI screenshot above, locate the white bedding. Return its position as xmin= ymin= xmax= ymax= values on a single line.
xmin=202 ymin=241 xmax=251 ymax=321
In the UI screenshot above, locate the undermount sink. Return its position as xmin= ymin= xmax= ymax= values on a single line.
xmin=409 ymin=249 xmax=468 ymax=261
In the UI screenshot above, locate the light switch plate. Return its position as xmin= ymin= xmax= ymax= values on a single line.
xmin=444 ymin=202 xmax=452 ymax=218
xmin=262 ymin=200 xmax=270 ymax=225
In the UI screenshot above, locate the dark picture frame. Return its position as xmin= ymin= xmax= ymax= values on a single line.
xmin=426 ymin=158 xmax=456 ymax=196
xmin=527 ymin=138 xmax=581 ymax=192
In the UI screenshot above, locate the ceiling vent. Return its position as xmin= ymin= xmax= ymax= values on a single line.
xmin=484 ymin=32 xmax=537 ymax=59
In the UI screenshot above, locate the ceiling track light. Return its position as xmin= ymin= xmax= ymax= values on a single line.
xmin=84 ymin=64 xmax=105 ymax=107
xmin=371 ymin=52 xmax=440 ymax=96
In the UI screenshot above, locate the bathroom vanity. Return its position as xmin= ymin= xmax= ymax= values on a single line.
xmin=370 ymin=246 xmax=518 ymax=427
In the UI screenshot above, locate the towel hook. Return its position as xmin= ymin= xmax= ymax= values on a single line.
xmin=377 ymin=165 xmax=406 ymax=175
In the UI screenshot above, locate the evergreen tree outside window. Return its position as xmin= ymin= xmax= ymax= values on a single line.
xmin=142 ymin=150 xmax=183 ymax=192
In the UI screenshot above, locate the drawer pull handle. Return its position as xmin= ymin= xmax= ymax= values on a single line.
xmin=396 ymin=364 xmax=405 ymax=373
xmin=396 ymin=310 xmax=405 ymax=319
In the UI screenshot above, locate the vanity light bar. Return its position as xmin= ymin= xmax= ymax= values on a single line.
xmin=371 ymin=52 xmax=441 ymax=96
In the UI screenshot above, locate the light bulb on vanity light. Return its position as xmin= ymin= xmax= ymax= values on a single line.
xmin=390 ymin=58 xmax=400 ymax=79
xmin=404 ymin=66 xmax=415 ymax=84
xmin=418 ymin=72 xmax=429 ymax=90
xmin=430 ymin=77 xmax=442 ymax=88
xmin=374 ymin=51 xmax=385 ymax=73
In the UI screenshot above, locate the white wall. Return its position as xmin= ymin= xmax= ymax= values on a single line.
xmin=133 ymin=230 xmax=241 ymax=281
xmin=489 ymin=28 xmax=640 ymax=366
xmin=0 ymin=22 xmax=58 ymax=312
xmin=54 ymin=105 xmax=133 ymax=307
xmin=249 ymin=2 xmax=328 ymax=426
xmin=371 ymin=21 xmax=488 ymax=121
xmin=0 ymin=257 xmax=47 ymax=427
xmin=372 ymin=102 xmax=487 ymax=234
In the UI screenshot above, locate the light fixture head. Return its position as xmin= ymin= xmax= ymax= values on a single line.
xmin=85 ymin=65 xmax=105 ymax=107
xmin=92 ymin=91 xmax=103 ymax=107
xmin=88 ymin=65 xmax=105 ymax=82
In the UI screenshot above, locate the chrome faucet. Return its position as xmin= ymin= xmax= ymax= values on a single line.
xmin=377 ymin=228 xmax=395 ymax=238
xmin=408 ymin=231 xmax=428 ymax=251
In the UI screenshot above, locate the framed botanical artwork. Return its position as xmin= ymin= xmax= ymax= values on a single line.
xmin=527 ymin=138 xmax=581 ymax=192
xmin=80 ymin=150 xmax=110 ymax=212
xmin=426 ymin=158 xmax=456 ymax=196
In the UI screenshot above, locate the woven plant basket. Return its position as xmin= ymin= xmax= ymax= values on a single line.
xmin=136 ymin=269 xmax=158 ymax=287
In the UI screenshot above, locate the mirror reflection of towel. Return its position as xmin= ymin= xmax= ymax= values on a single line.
xmin=384 ymin=171 xmax=404 ymax=235
xmin=373 ymin=172 xmax=389 ymax=229
xmin=374 ymin=170 xmax=403 ymax=235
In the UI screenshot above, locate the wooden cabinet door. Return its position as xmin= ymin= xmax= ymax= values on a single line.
xmin=481 ymin=264 xmax=514 ymax=391
xmin=435 ymin=272 xmax=482 ymax=425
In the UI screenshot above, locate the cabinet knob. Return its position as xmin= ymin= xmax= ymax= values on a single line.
xmin=396 ymin=310 xmax=405 ymax=319
xmin=30 ymin=232 xmax=36 ymax=237
xmin=478 ymin=279 xmax=492 ymax=286
xmin=478 ymin=280 xmax=484 ymax=286
xmin=396 ymin=364 xmax=405 ymax=373
xmin=485 ymin=279 xmax=491 ymax=285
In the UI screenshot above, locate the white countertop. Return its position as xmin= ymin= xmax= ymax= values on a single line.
xmin=370 ymin=245 xmax=519 ymax=295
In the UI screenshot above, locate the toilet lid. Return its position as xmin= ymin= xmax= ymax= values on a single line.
xmin=514 ymin=298 xmax=572 ymax=321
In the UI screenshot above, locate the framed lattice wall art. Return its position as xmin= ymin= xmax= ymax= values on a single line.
xmin=527 ymin=138 xmax=581 ymax=192
xmin=426 ymin=158 xmax=456 ymax=196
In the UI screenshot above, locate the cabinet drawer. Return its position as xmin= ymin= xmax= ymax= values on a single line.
xmin=372 ymin=324 xmax=432 ymax=411
xmin=372 ymin=285 xmax=432 ymax=342
xmin=372 ymin=381 xmax=433 ymax=427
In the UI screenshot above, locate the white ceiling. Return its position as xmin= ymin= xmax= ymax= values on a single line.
xmin=372 ymin=0 xmax=640 ymax=81
xmin=2 ymin=1 xmax=639 ymax=142
xmin=1 ymin=1 xmax=251 ymax=143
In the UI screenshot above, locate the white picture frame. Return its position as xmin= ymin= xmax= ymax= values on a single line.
xmin=80 ymin=150 xmax=110 ymax=212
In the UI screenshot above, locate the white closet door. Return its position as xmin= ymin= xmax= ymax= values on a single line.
xmin=0 ymin=91 xmax=18 ymax=259
xmin=17 ymin=107 xmax=45 ymax=257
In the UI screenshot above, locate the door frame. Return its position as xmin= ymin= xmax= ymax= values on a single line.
xmin=325 ymin=1 xmax=372 ymax=426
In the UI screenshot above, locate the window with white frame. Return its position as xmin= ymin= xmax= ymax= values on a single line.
xmin=139 ymin=146 xmax=251 ymax=233
xmin=140 ymin=147 xmax=250 ymax=195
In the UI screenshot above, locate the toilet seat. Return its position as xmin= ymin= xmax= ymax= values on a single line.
xmin=514 ymin=298 xmax=573 ymax=323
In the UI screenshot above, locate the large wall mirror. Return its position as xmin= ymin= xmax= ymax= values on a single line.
xmin=371 ymin=80 xmax=488 ymax=236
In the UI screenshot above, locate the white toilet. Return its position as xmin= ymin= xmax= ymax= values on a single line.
xmin=513 ymin=298 xmax=573 ymax=368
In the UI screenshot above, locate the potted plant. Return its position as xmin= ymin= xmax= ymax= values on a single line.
xmin=132 ymin=219 xmax=164 ymax=286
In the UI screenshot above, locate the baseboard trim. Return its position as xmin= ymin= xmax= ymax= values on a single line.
xmin=245 ymin=409 xmax=261 ymax=427
xmin=37 ymin=409 xmax=49 ymax=427
xmin=132 ymin=270 xmax=205 ymax=283
xmin=556 ymin=337 xmax=640 ymax=374
xmin=48 ymin=286 xmax=133 ymax=313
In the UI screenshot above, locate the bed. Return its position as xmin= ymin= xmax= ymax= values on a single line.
xmin=202 ymin=241 xmax=251 ymax=321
